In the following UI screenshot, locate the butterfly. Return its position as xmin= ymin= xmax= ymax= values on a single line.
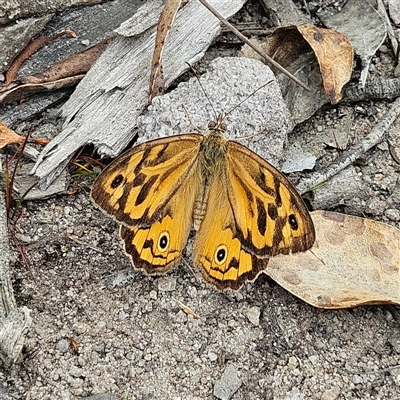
xmin=91 ymin=114 xmax=315 ymax=290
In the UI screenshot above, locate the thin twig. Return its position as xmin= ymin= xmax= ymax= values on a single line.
xmin=296 ymin=96 xmax=400 ymax=194
xmin=197 ymin=0 xmax=310 ymax=91
xmin=173 ymin=298 xmax=201 ymax=319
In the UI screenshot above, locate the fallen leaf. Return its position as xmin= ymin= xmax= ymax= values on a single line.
xmin=269 ymin=24 xmax=353 ymax=103
xmin=0 ymin=122 xmax=24 ymax=148
xmin=267 ymin=210 xmax=400 ymax=309
xmin=0 ymin=122 xmax=49 ymax=148
xmin=297 ymin=24 xmax=353 ymax=103
xmin=0 ymin=38 xmax=114 ymax=104
xmin=318 ymin=0 xmax=387 ymax=87
xmin=23 ymin=37 xmax=114 ymax=84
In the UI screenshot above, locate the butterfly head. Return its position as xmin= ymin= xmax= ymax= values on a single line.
xmin=207 ymin=114 xmax=227 ymax=135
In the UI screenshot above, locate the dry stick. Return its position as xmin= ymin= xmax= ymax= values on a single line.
xmin=197 ymin=0 xmax=310 ymax=92
xmin=296 ymin=96 xmax=400 ymax=195
xmin=345 ymin=77 xmax=400 ymax=101
xmin=149 ymin=0 xmax=188 ymax=103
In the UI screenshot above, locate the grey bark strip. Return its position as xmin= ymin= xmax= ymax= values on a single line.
xmin=31 ymin=0 xmax=247 ymax=189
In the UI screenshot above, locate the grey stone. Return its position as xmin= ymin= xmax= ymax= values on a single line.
xmin=214 ymin=364 xmax=242 ymax=400
xmin=246 ymin=306 xmax=261 ymax=326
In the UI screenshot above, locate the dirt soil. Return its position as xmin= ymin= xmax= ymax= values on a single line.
xmin=1 ymin=0 xmax=400 ymax=399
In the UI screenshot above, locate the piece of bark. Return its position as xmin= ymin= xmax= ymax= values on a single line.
xmin=0 ymin=307 xmax=32 ymax=365
xmin=0 ymin=0 xmax=106 ymax=25
xmin=115 ymin=0 xmax=164 ymax=37
xmin=260 ymin=0 xmax=311 ymax=26
xmin=13 ymin=163 xmax=69 ymax=200
xmin=0 ymin=164 xmax=32 ymax=365
xmin=32 ymin=0 xmax=247 ymax=188
xmin=148 ymin=0 xmax=189 ymax=103
xmin=0 ymin=170 xmax=16 ymax=318
xmin=0 ymin=91 xmax=71 ymax=127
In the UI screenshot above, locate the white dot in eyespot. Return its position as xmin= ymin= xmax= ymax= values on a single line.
xmin=158 ymin=231 xmax=170 ymax=252
xmin=214 ymin=245 xmax=228 ymax=265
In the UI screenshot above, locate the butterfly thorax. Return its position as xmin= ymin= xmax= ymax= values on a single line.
xmin=198 ymin=116 xmax=228 ymax=181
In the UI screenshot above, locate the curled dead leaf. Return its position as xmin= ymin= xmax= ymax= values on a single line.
xmin=0 ymin=38 xmax=114 ymax=105
xmin=297 ymin=24 xmax=353 ymax=103
xmin=4 ymin=29 xmax=77 ymax=85
xmin=267 ymin=211 xmax=400 ymax=309
xmin=22 ymin=37 xmax=114 ymax=84
xmin=265 ymin=24 xmax=354 ymax=103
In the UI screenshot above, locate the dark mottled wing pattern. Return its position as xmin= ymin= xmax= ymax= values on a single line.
xmin=91 ymin=134 xmax=203 ymax=272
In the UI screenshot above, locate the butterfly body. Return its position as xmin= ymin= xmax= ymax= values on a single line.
xmin=91 ymin=115 xmax=315 ymax=290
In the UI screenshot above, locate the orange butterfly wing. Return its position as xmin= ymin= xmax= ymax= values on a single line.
xmin=91 ymin=134 xmax=203 ymax=272
xmin=193 ymin=140 xmax=315 ymax=290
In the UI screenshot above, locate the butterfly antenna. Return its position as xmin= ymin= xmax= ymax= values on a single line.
xmin=223 ymin=80 xmax=274 ymax=119
xmin=182 ymin=104 xmax=202 ymax=133
xmin=186 ymin=62 xmax=219 ymax=121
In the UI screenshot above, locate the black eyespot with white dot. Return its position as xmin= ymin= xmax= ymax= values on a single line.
xmin=214 ymin=245 xmax=228 ymax=265
xmin=111 ymin=174 xmax=124 ymax=189
xmin=157 ymin=232 xmax=170 ymax=252
xmin=288 ymin=214 xmax=299 ymax=231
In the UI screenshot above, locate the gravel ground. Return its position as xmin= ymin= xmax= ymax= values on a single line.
xmin=1 ymin=0 xmax=400 ymax=399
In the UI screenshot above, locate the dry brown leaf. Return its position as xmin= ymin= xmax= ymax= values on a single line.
xmin=0 ymin=38 xmax=113 ymax=105
xmin=148 ymin=0 xmax=189 ymax=103
xmin=268 ymin=24 xmax=353 ymax=103
xmin=22 ymin=37 xmax=114 ymax=84
xmin=297 ymin=24 xmax=353 ymax=103
xmin=0 ymin=75 xmax=84 ymax=105
xmin=267 ymin=210 xmax=400 ymax=309
xmin=0 ymin=122 xmax=49 ymax=148
xmin=0 ymin=122 xmax=25 ymax=148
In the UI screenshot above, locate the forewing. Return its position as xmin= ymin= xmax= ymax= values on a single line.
xmin=91 ymin=134 xmax=203 ymax=226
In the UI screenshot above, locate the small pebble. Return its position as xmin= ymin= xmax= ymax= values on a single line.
xmin=214 ymin=364 xmax=242 ymax=400
xmin=246 ymin=306 xmax=260 ymax=326
xmin=384 ymin=208 xmax=400 ymax=222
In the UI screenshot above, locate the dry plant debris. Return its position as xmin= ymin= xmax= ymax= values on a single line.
xmin=268 ymin=211 xmax=400 ymax=309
